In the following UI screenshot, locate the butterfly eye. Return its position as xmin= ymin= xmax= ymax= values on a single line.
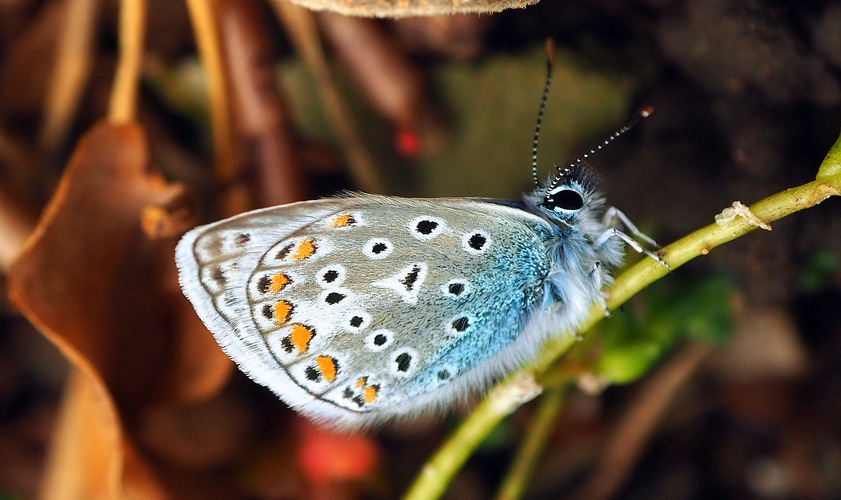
xmin=544 ymin=188 xmax=584 ymax=212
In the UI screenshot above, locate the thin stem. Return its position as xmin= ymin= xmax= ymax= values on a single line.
xmin=108 ymin=0 xmax=146 ymax=124
xmin=272 ymin=3 xmax=385 ymax=194
xmin=185 ymin=0 xmax=244 ymax=215
xmin=39 ymin=0 xmax=98 ymax=151
xmin=495 ymin=384 xmax=567 ymax=500
xmin=402 ymin=161 xmax=841 ymax=500
xmin=569 ymin=341 xmax=715 ymax=500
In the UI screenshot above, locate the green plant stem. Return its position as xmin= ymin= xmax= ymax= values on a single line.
xmin=402 ymin=162 xmax=841 ymax=500
xmin=495 ymin=384 xmax=568 ymax=500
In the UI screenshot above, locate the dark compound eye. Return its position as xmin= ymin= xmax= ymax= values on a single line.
xmin=545 ymin=189 xmax=584 ymax=211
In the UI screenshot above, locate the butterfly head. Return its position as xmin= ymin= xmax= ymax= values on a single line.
xmin=524 ymin=162 xmax=603 ymax=231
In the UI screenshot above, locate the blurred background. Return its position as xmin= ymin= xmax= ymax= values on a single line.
xmin=1 ymin=0 xmax=841 ymax=498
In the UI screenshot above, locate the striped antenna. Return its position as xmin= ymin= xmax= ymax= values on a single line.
xmin=545 ymin=106 xmax=653 ymax=199
xmin=532 ymin=40 xmax=556 ymax=188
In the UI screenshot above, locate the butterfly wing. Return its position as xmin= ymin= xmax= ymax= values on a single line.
xmin=176 ymin=199 xmax=355 ymax=403
xmin=176 ymin=195 xmax=557 ymax=427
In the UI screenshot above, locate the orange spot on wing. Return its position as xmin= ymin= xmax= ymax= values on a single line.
xmin=356 ymin=377 xmax=366 ymax=388
xmin=274 ymin=300 xmax=293 ymax=324
xmin=364 ymin=385 xmax=378 ymax=403
xmin=269 ymin=273 xmax=290 ymax=292
xmin=292 ymin=238 xmax=316 ymax=260
xmin=331 ymin=214 xmax=355 ymax=228
xmin=317 ymin=356 xmax=337 ymax=382
xmin=290 ymin=324 xmax=314 ymax=353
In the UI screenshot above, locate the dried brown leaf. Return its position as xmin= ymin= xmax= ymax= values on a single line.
xmin=39 ymin=370 xmax=166 ymax=500
xmin=8 ymin=121 xmax=234 ymax=497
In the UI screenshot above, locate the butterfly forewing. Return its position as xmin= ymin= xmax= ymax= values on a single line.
xmin=177 ymin=196 xmax=554 ymax=424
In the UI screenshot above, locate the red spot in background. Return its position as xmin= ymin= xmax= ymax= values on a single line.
xmin=297 ymin=420 xmax=380 ymax=484
xmin=395 ymin=128 xmax=421 ymax=158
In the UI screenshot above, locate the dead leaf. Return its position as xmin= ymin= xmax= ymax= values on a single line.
xmin=8 ymin=121 xmax=233 ymax=498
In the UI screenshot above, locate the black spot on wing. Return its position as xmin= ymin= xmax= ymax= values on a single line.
xmin=399 ymin=265 xmax=422 ymax=291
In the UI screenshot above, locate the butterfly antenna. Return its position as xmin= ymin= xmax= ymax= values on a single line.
xmin=532 ymin=39 xmax=556 ymax=189
xmin=545 ymin=106 xmax=653 ymax=199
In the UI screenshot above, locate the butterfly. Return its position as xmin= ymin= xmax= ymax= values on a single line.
xmin=175 ymin=62 xmax=666 ymax=428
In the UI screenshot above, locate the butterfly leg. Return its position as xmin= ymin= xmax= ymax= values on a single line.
xmin=601 ymin=206 xmax=660 ymax=248
xmin=598 ymin=207 xmax=671 ymax=270
xmin=591 ymin=261 xmax=611 ymax=318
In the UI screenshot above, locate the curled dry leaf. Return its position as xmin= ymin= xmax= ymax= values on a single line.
xmin=8 ymin=121 xmax=233 ymax=497
xmin=272 ymin=0 xmax=539 ymax=19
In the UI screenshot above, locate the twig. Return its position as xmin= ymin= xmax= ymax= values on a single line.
xmin=271 ymin=2 xmax=385 ymax=193
xmin=570 ymin=341 xmax=715 ymax=500
xmin=401 ymin=131 xmax=841 ymax=500
xmin=185 ymin=0 xmax=245 ymax=215
xmin=108 ymin=0 xmax=146 ymax=124
xmin=495 ymin=384 xmax=568 ymax=500
xmin=215 ymin=0 xmax=306 ymax=206
xmin=39 ymin=0 xmax=98 ymax=152
xmin=403 ymin=373 xmax=542 ymax=500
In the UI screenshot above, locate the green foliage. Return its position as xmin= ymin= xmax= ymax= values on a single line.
xmin=589 ymin=274 xmax=734 ymax=384
xmin=798 ymin=249 xmax=841 ymax=292
xmin=276 ymin=47 xmax=632 ymax=197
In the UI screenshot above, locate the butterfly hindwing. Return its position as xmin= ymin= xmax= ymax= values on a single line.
xmin=176 ymin=198 xmax=360 ymax=413
xmin=177 ymin=196 xmax=555 ymax=426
